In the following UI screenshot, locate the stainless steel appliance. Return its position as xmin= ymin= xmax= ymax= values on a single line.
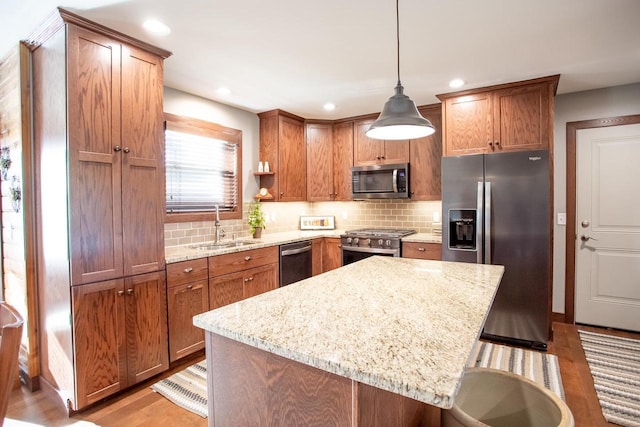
xmin=351 ymin=163 xmax=409 ymax=199
xmin=279 ymin=240 xmax=312 ymax=286
xmin=442 ymin=150 xmax=550 ymax=350
xmin=341 ymin=228 xmax=416 ymax=265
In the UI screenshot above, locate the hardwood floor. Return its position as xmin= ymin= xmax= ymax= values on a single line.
xmin=5 ymin=323 xmax=638 ymax=426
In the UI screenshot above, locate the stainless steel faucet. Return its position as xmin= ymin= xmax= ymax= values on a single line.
xmin=214 ymin=205 xmax=224 ymax=243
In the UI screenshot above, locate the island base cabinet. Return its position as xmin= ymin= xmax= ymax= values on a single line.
xmin=206 ymin=333 xmax=440 ymax=427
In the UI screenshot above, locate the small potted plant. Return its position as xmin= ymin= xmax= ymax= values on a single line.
xmin=248 ymin=200 xmax=266 ymax=238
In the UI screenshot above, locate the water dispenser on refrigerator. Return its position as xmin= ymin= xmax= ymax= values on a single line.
xmin=448 ymin=209 xmax=477 ymax=250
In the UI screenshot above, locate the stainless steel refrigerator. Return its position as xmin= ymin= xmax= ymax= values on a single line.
xmin=442 ymin=150 xmax=550 ymax=350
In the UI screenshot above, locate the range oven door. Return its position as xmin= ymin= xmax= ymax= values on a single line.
xmin=341 ymin=246 xmax=399 ymax=266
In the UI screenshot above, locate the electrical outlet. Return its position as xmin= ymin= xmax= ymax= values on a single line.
xmin=557 ymin=213 xmax=566 ymax=225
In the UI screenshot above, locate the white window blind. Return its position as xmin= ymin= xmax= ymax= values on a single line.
xmin=165 ymin=128 xmax=238 ymax=213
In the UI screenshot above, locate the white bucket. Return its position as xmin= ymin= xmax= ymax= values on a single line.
xmin=442 ymin=368 xmax=574 ymax=427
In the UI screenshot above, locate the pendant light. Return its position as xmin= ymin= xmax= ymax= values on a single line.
xmin=366 ymin=0 xmax=435 ymax=140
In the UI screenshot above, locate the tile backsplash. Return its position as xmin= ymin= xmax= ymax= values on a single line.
xmin=164 ymin=200 xmax=442 ymax=248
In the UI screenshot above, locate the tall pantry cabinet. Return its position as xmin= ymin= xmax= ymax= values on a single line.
xmin=28 ymin=9 xmax=171 ymax=411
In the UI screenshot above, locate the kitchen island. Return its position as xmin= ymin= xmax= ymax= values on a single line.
xmin=194 ymin=256 xmax=504 ymax=426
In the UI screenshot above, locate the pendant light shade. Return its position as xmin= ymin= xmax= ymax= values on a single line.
xmin=366 ymin=0 xmax=436 ymax=140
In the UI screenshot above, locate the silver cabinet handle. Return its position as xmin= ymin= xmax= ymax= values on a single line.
xmin=187 ymin=284 xmax=193 ymax=290
xmin=117 ymin=290 xmax=124 ymax=296
xmin=245 ymin=256 xmax=251 ymax=261
xmin=184 ymin=267 xmax=193 ymax=273
xmin=127 ymin=288 xmax=133 ymax=295
xmin=123 ymin=147 xmax=130 ymax=153
xmin=417 ymin=247 xmax=426 ymax=252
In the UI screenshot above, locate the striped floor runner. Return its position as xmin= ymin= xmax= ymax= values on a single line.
xmin=151 ymin=360 xmax=208 ymax=418
xmin=467 ymin=340 xmax=566 ymax=400
xmin=579 ymin=330 xmax=640 ymax=427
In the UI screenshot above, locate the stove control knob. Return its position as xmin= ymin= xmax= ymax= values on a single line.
xmin=378 ymin=239 xmax=384 ymax=246
xmin=347 ymin=237 xmax=352 ymax=244
xmin=365 ymin=238 xmax=371 ymax=246
xmin=386 ymin=239 xmax=392 ymax=247
xmin=353 ymin=238 xmax=359 ymax=245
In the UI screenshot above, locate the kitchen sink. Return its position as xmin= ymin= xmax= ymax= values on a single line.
xmin=190 ymin=241 xmax=257 ymax=250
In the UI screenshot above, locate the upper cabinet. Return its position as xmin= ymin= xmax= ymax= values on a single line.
xmin=354 ymin=118 xmax=410 ymax=166
xmin=332 ymin=121 xmax=354 ymax=201
xmin=409 ymin=105 xmax=442 ymax=201
xmin=306 ymin=121 xmax=334 ymax=201
xmin=437 ymin=75 xmax=560 ymax=156
xmin=258 ymin=110 xmax=306 ymax=201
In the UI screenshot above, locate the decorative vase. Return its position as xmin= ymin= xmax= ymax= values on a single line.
xmin=253 ymin=227 xmax=262 ymax=239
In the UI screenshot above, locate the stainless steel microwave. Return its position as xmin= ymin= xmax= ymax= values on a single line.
xmin=351 ymin=163 xmax=410 ymax=199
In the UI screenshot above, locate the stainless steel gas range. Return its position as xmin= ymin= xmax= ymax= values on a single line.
xmin=340 ymin=228 xmax=416 ymax=265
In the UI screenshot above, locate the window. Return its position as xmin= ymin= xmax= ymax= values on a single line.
xmin=164 ymin=113 xmax=242 ymax=222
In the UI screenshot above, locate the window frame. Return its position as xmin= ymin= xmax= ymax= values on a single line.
xmin=164 ymin=112 xmax=243 ymax=223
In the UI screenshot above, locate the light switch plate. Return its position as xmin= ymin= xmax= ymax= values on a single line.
xmin=557 ymin=213 xmax=567 ymax=225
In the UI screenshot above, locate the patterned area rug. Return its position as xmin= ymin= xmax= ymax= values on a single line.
xmin=579 ymin=330 xmax=640 ymax=427
xmin=151 ymin=360 xmax=208 ymax=418
xmin=467 ymin=340 xmax=566 ymax=400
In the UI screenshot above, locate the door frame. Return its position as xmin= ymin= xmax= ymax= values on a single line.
xmin=564 ymin=114 xmax=640 ymax=323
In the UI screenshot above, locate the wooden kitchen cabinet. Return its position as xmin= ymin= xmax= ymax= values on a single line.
xmin=30 ymin=9 xmax=171 ymax=411
xmin=354 ymin=118 xmax=409 ymax=166
xmin=322 ymin=238 xmax=343 ymax=273
xmin=72 ymin=271 xmax=168 ymax=409
xmin=306 ymin=121 xmax=334 ymax=201
xmin=402 ymin=242 xmax=442 ymax=260
xmin=312 ymin=238 xmax=323 ymax=276
xmin=410 ymin=105 xmax=442 ymax=200
xmin=209 ymin=246 xmax=279 ymax=309
xmin=333 ymin=121 xmax=354 ymax=200
xmin=258 ymin=110 xmax=306 ymax=201
xmin=166 ymin=258 xmax=209 ymax=362
xmin=437 ymin=75 xmax=559 ymax=156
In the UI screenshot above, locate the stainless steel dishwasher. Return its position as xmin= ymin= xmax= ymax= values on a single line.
xmin=279 ymin=240 xmax=312 ymax=286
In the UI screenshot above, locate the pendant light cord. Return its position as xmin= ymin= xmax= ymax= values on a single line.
xmin=396 ymin=0 xmax=401 ymax=85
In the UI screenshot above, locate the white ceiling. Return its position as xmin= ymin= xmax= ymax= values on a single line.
xmin=2 ymin=0 xmax=640 ymax=119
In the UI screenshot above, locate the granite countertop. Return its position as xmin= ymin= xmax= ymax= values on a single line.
xmin=193 ymin=256 xmax=504 ymax=409
xmin=165 ymin=229 xmax=345 ymax=263
xmin=166 ymin=229 xmax=442 ymax=263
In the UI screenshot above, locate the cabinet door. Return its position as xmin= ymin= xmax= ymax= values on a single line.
xmin=312 ymin=239 xmax=323 ymax=276
xmin=124 ymin=271 xmax=169 ymax=385
xmin=210 ymin=270 xmax=245 ymax=309
xmin=492 ymin=83 xmax=550 ymax=151
xmin=354 ymin=120 xmax=384 ymax=165
xmin=333 ymin=121 xmax=354 ymax=200
xmin=278 ymin=115 xmax=306 ymax=201
xmin=121 ymin=44 xmax=166 ymax=276
xmin=306 ymin=122 xmax=334 ymax=201
xmin=322 ymin=238 xmax=342 ymax=273
xmin=72 ymin=279 xmax=126 ymax=408
xmin=167 ymin=279 xmax=209 ymax=362
xmin=382 ymin=140 xmax=410 ymax=164
xmin=410 ymin=106 xmax=442 ymax=200
xmin=67 ymin=25 xmax=124 ymax=285
xmin=443 ymin=93 xmax=493 ymax=156
xmin=243 ymin=263 xmax=278 ymax=299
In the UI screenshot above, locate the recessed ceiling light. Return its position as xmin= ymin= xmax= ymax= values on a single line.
xmin=216 ymin=87 xmax=231 ymax=95
xmin=323 ymin=103 xmax=336 ymax=111
xmin=143 ymin=19 xmax=171 ymax=36
xmin=449 ymin=78 xmax=465 ymax=89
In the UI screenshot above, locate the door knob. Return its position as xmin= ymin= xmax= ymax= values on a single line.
xmin=581 ymin=220 xmax=590 ymax=228
xmin=580 ymin=235 xmax=598 ymax=242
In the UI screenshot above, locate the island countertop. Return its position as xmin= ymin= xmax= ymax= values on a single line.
xmin=194 ymin=256 xmax=503 ymax=409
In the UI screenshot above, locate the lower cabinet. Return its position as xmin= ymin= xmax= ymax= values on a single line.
xmin=209 ymin=246 xmax=279 ymax=309
xmin=166 ymin=258 xmax=209 ymax=362
xmin=322 ymin=237 xmax=342 ymax=272
xmin=402 ymin=242 xmax=442 ymax=260
xmin=72 ymin=270 xmax=169 ymax=409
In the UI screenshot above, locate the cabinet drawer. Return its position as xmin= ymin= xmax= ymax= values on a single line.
xmin=167 ymin=258 xmax=208 ymax=287
xmin=402 ymin=242 xmax=442 ymax=260
xmin=209 ymin=246 xmax=279 ymax=277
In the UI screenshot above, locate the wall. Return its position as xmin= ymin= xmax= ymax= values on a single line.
xmin=162 ymin=87 xmax=443 ymax=248
xmin=552 ymin=82 xmax=640 ymax=313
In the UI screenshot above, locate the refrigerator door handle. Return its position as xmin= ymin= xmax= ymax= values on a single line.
xmin=476 ymin=182 xmax=483 ymax=264
xmin=485 ymin=182 xmax=492 ymax=264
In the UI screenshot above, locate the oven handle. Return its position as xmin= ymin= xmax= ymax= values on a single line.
xmin=281 ymin=245 xmax=312 ymax=256
xmin=341 ymin=246 xmax=399 ymax=255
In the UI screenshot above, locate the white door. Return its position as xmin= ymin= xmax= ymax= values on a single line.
xmin=575 ymin=123 xmax=640 ymax=331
